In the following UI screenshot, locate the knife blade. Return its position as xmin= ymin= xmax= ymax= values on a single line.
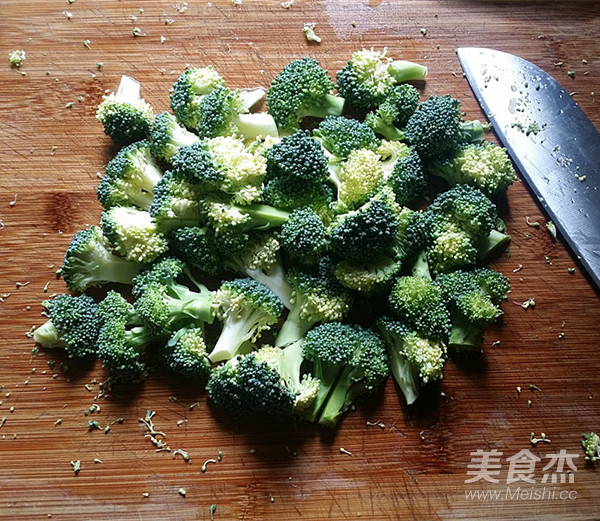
xmin=457 ymin=47 xmax=600 ymax=290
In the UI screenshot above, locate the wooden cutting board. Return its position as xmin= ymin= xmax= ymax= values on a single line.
xmin=1 ymin=1 xmax=599 ymax=519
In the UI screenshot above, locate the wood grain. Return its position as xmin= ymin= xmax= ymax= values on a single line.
xmin=1 ymin=1 xmax=600 ymax=519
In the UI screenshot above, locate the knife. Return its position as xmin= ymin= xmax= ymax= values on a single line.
xmin=457 ymin=47 xmax=600 ymax=290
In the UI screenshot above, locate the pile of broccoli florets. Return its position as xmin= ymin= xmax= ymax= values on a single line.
xmin=34 ymin=49 xmax=516 ymax=427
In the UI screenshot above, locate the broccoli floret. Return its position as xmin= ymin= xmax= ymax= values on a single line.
xmin=434 ymin=268 xmax=510 ymax=351
xmin=334 ymin=255 xmax=402 ymax=294
xmin=97 ymin=290 xmax=155 ymax=382
xmin=423 ymin=184 xmax=509 ymax=274
xmin=302 ymin=322 xmax=389 ymax=427
xmin=385 ymin=145 xmax=427 ymax=206
xmin=365 ymin=83 xmax=420 ymax=141
xmin=195 ymin=87 xmax=278 ymax=141
xmin=266 ymin=58 xmax=345 ymax=134
xmin=582 ymin=432 xmax=600 ymax=463
xmin=203 ymin=195 xmax=290 ymax=256
xmin=150 ymin=111 xmax=199 ymax=162
xmin=209 ymin=278 xmax=284 ymax=362
xmin=61 ymin=225 xmax=142 ymax=293
xmin=388 ymin=275 xmax=451 ymax=341
xmin=101 ymin=206 xmax=169 ymax=263
xmin=313 ymin=116 xmax=380 ymax=161
xmin=33 ymin=294 xmax=99 ymax=358
xmin=170 ymin=66 xmax=227 ymax=129
xmin=207 ymin=342 xmax=319 ymax=417
xmin=133 ymin=257 xmax=215 ymax=339
xmin=160 ymin=326 xmax=212 ymax=381
xmin=328 ymin=188 xmax=400 ymax=263
xmin=403 ymin=94 xmax=463 ymax=161
xmin=149 ymin=170 xmax=206 ymax=234
xmin=169 ymin=226 xmax=222 ymax=275
xmin=377 ymin=316 xmax=447 ymax=405
xmin=97 ymin=140 xmax=163 ymax=211
xmin=275 ymin=258 xmax=353 ymax=347
xmin=96 ymin=75 xmax=154 ymax=146
xmin=262 ymin=176 xmax=335 ymax=224
xmin=279 ymin=207 xmax=329 ymax=265
xmin=8 ymin=49 xmax=26 ymax=67
xmin=429 ymin=141 xmax=518 ymax=195
xmin=336 ymin=48 xmax=427 ymax=111
xmin=223 ymin=232 xmax=293 ymax=310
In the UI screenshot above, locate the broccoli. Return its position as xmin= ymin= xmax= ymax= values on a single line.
xmin=582 ymin=432 xmax=600 ymax=463
xmin=334 ymin=255 xmax=402 ymax=295
xmin=365 ymin=83 xmax=420 ymax=141
xmin=384 ymin=145 xmax=427 ymax=206
xmin=377 ymin=316 xmax=447 ymax=405
xmin=149 ymin=170 xmax=206 ymax=234
xmin=336 ymin=48 xmax=427 ymax=111
xmin=209 ymin=278 xmax=284 ymax=362
xmin=275 ymin=258 xmax=353 ymax=347
xmin=97 ymin=290 xmax=155 ymax=382
xmin=207 ymin=342 xmax=320 ymax=417
xmin=160 ymin=326 xmax=212 ymax=381
xmin=33 ymin=294 xmax=99 ymax=358
xmin=313 ymin=116 xmax=380 ymax=162
xmin=169 ymin=226 xmax=222 ymax=275
xmin=434 ymin=268 xmax=510 ymax=351
xmin=388 ymin=275 xmax=451 ymax=341
xmin=150 ymin=111 xmax=199 ymax=162
xmin=222 ymin=232 xmax=293 ymax=310
xmin=403 ymin=94 xmax=463 ymax=161
xmin=328 ymin=188 xmax=400 ymax=263
xmin=279 ymin=207 xmax=329 ymax=265
xmin=170 ymin=66 xmax=227 ymax=129
xmin=133 ymin=257 xmax=215 ymax=339
xmin=61 ymin=225 xmax=142 ymax=293
xmin=266 ymin=58 xmax=345 ymax=134
xmin=202 ymin=195 xmax=290 ymax=256
xmin=97 ymin=140 xmax=163 ymax=211
xmin=428 ymin=141 xmax=518 ymax=195
xmin=101 ymin=206 xmax=169 ymax=263
xmin=302 ymin=322 xmax=389 ymax=427
xmin=8 ymin=49 xmax=26 ymax=67
xmin=422 ymin=184 xmax=509 ymax=274
xmin=194 ymin=87 xmax=278 ymax=141
xmin=96 ymin=75 xmax=154 ymax=146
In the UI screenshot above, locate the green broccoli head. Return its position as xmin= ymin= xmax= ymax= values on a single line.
xmin=334 ymin=255 xmax=402 ymax=295
xmin=33 ymin=294 xmax=99 ymax=358
xmin=313 ymin=116 xmax=380 ymax=159
xmin=388 ymin=275 xmax=451 ymax=341
xmin=96 ymin=75 xmax=154 ymax=145
xmin=386 ymin=146 xmax=427 ymax=206
xmin=150 ymin=111 xmax=200 ymax=162
xmin=170 ymin=66 xmax=227 ymax=129
xmin=266 ymin=58 xmax=345 ymax=133
xmin=582 ymin=432 xmax=600 ymax=463
xmin=209 ymin=278 xmax=284 ymax=363
xmin=61 ymin=225 xmax=142 ymax=293
xmin=279 ymin=207 xmax=329 ymax=265
xmin=364 ymin=83 xmax=420 ymax=141
xmin=169 ymin=226 xmax=222 ymax=275
xmin=160 ymin=326 xmax=212 ymax=381
xmin=335 ymin=147 xmax=385 ymax=210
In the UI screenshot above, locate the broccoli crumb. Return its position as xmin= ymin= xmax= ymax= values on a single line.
xmin=8 ymin=50 xmax=26 ymax=67
xmin=303 ymin=23 xmax=322 ymax=43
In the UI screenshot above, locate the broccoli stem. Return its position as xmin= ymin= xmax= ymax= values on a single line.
xmin=274 ymin=303 xmax=314 ymax=347
xmin=408 ymin=249 xmax=431 ymax=280
xmin=237 ymin=87 xmax=266 ymax=112
xmin=369 ymin=116 xmax=405 ymax=142
xmin=244 ymin=264 xmax=293 ymax=310
xmin=165 ymin=286 xmax=215 ymax=324
xmin=243 ymin=205 xmax=291 ymax=230
xmin=209 ymin=306 xmax=268 ymax=362
xmin=115 ymin=75 xmax=142 ymax=104
xmin=298 ymin=94 xmax=345 ymax=120
xmin=388 ymin=61 xmax=428 ymax=83
xmin=476 ymin=229 xmax=511 ymax=262
xmin=448 ymin=319 xmax=485 ymax=352
xmin=317 ymin=366 xmax=354 ymax=428
xmin=459 ymin=120 xmax=487 ymax=144
xmin=33 ymin=320 xmax=67 ymax=349
xmin=388 ymin=348 xmax=419 ymax=405
xmin=301 ymin=362 xmax=341 ymax=423
xmin=233 ymin=113 xmax=279 ymax=141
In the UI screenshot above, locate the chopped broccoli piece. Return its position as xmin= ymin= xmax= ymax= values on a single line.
xmin=388 ymin=275 xmax=451 ymax=341
xmin=266 ymin=58 xmax=345 ymax=134
xmin=429 ymin=141 xmax=518 ymax=195
xmin=365 ymin=83 xmax=420 ymax=141
xmin=336 ymin=48 xmax=426 ymax=111
xmin=170 ymin=66 xmax=227 ymax=129
xmin=334 ymin=255 xmax=402 ymax=294
xmin=169 ymin=226 xmax=222 ymax=275
xmin=33 ymin=294 xmax=99 ymax=358
xmin=279 ymin=207 xmax=329 ymax=265
xmin=302 ymin=322 xmax=389 ymax=427
xmin=160 ymin=326 xmax=212 ymax=381
xmin=434 ymin=268 xmax=510 ymax=351
xmin=97 ymin=140 xmax=163 ymax=211
xmin=313 ymin=116 xmax=380 ymax=161
xmin=582 ymin=432 xmax=600 ymax=463
xmin=96 ymin=75 xmax=154 ymax=145
xmin=101 ymin=206 xmax=169 ymax=263
xmin=385 ymin=145 xmax=427 ymax=206
xmin=209 ymin=278 xmax=284 ymax=362
xmin=8 ymin=49 xmax=26 ymax=67
xmin=61 ymin=225 xmax=142 ymax=293
xmin=377 ymin=316 xmax=447 ymax=404
xmin=150 ymin=111 xmax=199 ymax=162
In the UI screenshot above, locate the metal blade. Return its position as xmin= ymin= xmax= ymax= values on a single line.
xmin=457 ymin=47 xmax=600 ymax=290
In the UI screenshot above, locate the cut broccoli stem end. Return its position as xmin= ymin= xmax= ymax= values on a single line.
xmin=233 ymin=113 xmax=279 ymax=141
xmin=448 ymin=319 xmax=485 ymax=352
xmin=476 ymin=229 xmax=511 ymax=262
xmin=389 ymin=348 xmax=420 ymax=405
xmin=388 ymin=61 xmax=428 ymax=82
xmin=33 ymin=320 xmax=67 ymax=349
xmin=299 ymin=94 xmax=345 ymax=120
xmin=459 ymin=120 xmax=487 ymax=144
xmin=115 ymin=75 xmax=142 ymax=104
